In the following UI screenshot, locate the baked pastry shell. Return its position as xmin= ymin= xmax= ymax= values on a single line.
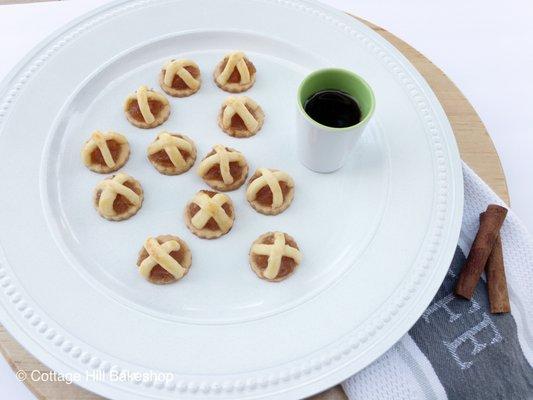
xmin=217 ymin=104 xmax=264 ymax=138
xmin=158 ymin=70 xmax=201 ymax=98
xmin=83 ymin=140 xmax=130 ymax=174
xmin=93 ymin=176 xmax=144 ymax=221
xmin=248 ymin=186 xmax=294 ymax=215
xmin=184 ymin=194 xmax=235 ymax=239
xmin=202 ymin=163 xmax=249 ymax=192
xmin=247 ymin=170 xmax=295 ymax=215
xmin=249 ymin=232 xmax=300 ymax=282
xmin=124 ymin=97 xmax=170 ymax=129
xmin=136 ymin=234 xmax=192 ymax=284
xmin=198 ymin=146 xmax=249 ymax=191
xmin=147 ymin=134 xmax=197 ymax=175
xmin=213 ymin=59 xmax=256 ymax=93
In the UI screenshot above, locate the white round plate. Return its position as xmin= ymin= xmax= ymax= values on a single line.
xmin=0 ymin=0 xmax=463 ymax=399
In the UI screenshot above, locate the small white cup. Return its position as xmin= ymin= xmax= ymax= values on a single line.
xmin=296 ymin=68 xmax=375 ymax=173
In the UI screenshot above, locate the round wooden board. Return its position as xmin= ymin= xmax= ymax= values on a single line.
xmin=0 ymin=16 xmax=509 ymax=400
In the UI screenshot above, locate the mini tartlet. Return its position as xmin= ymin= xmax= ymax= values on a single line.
xmin=213 ymin=51 xmax=256 ymax=93
xmin=137 ymin=235 xmax=192 ymax=284
xmin=184 ymin=190 xmax=234 ymax=239
xmin=197 ymin=145 xmax=248 ymax=191
xmin=246 ymin=168 xmax=294 ymax=215
xmin=147 ymin=132 xmax=197 ymax=175
xmin=124 ymin=85 xmax=170 ymax=129
xmin=249 ymin=231 xmax=302 ymax=282
xmin=81 ymin=130 xmax=130 ymax=173
xmin=218 ymin=96 xmax=264 ymax=138
xmin=159 ymin=59 xmax=201 ymax=97
xmin=93 ymin=173 xmax=144 ymax=221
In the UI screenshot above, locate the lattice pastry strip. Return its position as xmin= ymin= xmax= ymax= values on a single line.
xmin=148 ymin=133 xmax=193 ymax=170
xmin=136 ymin=235 xmax=192 ymax=284
xmin=218 ymin=96 xmax=264 ymax=138
xmin=163 ymin=59 xmax=201 ymax=90
xmin=198 ymin=144 xmax=248 ymax=191
xmin=250 ymin=232 xmax=302 ymax=281
xmin=191 ymin=192 xmax=233 ymax=231
xmin=246 ymin=168 xmax=295 ymax=215
xmin=216 ymin=52 xmax=250 ymax=85
xmin=197 ymin=145 xmax=247 ymax=186
xmin=222 ymin=97 xmax=259 ymax=132
xmin=124 ymin=85 xmax=169 ymax=128
xmin=185 ymin=190 xmax=235 ymax=239
xmin=214 ymin=51 xmax=256 ymax=93
xmin=139 ymin=237 xmax=186 ymax=280
xmin=137 ymin=85 xmax=166 ymax=124
xmin=81 ymin=130 xmax=129 ymax=173
xmin=93 ymin=173 xmax=143 ymax=221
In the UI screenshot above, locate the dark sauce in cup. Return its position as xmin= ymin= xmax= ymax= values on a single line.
xmin=304 ymin=89 xmax=361 ymax=128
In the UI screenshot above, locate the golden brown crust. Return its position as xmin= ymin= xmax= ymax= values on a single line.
xmin=197 ymin=146 xmax=249 ymax=191
xmin=147 ymin=133 xmax=197 ymax=175
xmin=214 ymin=72 xmax=256 ymax=93
xmin=246 ymin=169 xmax=295 ymax=215
xmin=184 ymin=190 xmax=235 ymax=239
xmin=158 ymin=70 xmax=201 ymax=98
xmin=203 ymin=167 xmax=249 ymax=191
xmin=136 ymin=235 xmax=192 ymax=284
xmin=81 ymin=132 xmax=130 ymax=174
xmin=249 ymin=232 xmax=301 ymax=282
xmin=249 ymin=191 xmax=294 ymax=215
xmin=125 ymin=100 xmax=170 ymax=129
xmin=123 ymin=87 xmax=170 ymax=129
xmin=87 ymin=151 xmax=130 ymax=174
xmin=217 ymin=103 xmax=264 ymax=138
xmin=213 ymin=59 xmax=256 ymax=93
xmin=93 ymin=174 xmax=144 ymax=221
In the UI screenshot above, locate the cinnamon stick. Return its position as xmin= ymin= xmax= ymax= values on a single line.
xmin=455 ymin=204 xmax=507 ymax=299
xmin=486 ymin=235 xmax=511 ymax=313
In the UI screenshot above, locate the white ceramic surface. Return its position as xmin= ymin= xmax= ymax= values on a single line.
xmin=296 ymin=69 xmax=375 ymax=173
xmin=297 ymin=110 xmax=368 ymax=173
xmin=0 ymin=0 xmax=462 ymax=399
xmin=297 ymin=110 xmax=371 ymax=172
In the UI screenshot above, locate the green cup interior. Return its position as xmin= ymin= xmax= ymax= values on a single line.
xmin=298 ymin=68 xmax=375 ymax=130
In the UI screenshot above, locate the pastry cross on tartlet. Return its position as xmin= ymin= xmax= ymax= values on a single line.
xmin=184 ymin=190 xmax=234 ymax=239
xmin=197 ymin=145 xmax=248 ymax=191
xmin=81 ymin=130 xmax=130 ymax=173
xmin=124 ymin=85 xmax=170 ymax=129
xmin=214 ymin=51 xmax=256 ymax=93
xmin=218 ymin=96 xmax=264 ymax=138
xmin=246 ymin=168 xmax=295 ymax=215
xmin=249 ymin=232 xmax=302 ymax=282
xmin=137 ymin=235 xmax=192 ymax=284
xmin=159 ymin=59 xmax=201 ymax=97
xmin=93 ymin=173 xmax=143 ymax=221
xmin=147 ymin=132 xmax=197 ymax=175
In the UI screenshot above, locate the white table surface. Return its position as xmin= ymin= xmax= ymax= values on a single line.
xmin=1 ymin=0 xmax=532 ymax=398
